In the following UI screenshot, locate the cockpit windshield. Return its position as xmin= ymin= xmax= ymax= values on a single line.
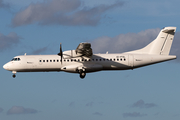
xmin=11 ymin=58 xmax=21 ymax=61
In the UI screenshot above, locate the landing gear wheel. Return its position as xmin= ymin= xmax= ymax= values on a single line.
xmin=80 ymin=72 xmax=86 ymax=79
xmin=12 ymin=74 xmax=16 ymax=78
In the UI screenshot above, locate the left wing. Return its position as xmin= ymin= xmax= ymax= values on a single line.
xmin=75 ymin=43 xmax=93 ymax=57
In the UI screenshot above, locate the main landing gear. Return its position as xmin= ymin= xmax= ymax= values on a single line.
xmin=80 ymin=72 xmax=86 ymax=79
xmin=79 ymin=69 xmax=86 ymax=79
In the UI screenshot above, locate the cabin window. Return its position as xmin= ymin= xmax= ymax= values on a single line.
xmin=120 ymin=59 xmax=122 ymax=61
xmin=92 ymin=59 xmax=94 ymax=61
xmin=57 ymin=60 xmax=59 ymax=62
xmin=82 ymin=59 xmax=84 ymax=61
xmin=117 ymin=59 xmax=119 ymax=61
xmin=71 ymin=59 xmax=73 ymax=62
xmin=74 ymin=59 xmax=76 ymax=62
xmin=43 ymin=60 xmax=45 ymax=62
xmin=64 ymin=59 xmax=66 ymax=62
xmin=50 ymin=60 xmax=52 ymax=62
xmin=47 ymin=60 xmax=48 ymax=62
xmin=88 ymin=59 xmax=91 ymax=61
xmin=99 ymin=59 xmax=101 ymax=61
xmin=96 ymin=59 xmax=98 ymax=61
xmin=110 ymin=59 xmax=112 ymax=61
xmin=114 ymin=59 xmax=116 ymax=61
xmin=78 ymin=59 xmax=80 ymax=62
xmin=103 ymin=59 xmax=105 ymax=61
xmin=67 ymin=60 xmax=69 ymax=62
xmin=106 ymin=59 xmax=109 ymax=61
xmin=124 ymin=59 xmax=126 ymax=61
xmin=39 ymin=60 xmax=42 ymax=62
xmin=85 ymin=59 xmax=87 ymax=61
xmin=53 ymin=60 xmax=55 ymax=62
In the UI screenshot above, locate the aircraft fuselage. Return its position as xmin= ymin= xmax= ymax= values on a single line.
xmin=3 ymin=54 xmax=176 ymax=73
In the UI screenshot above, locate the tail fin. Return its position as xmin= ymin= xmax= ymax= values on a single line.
xmin=128 ymin=27 xmax=176 ymax=55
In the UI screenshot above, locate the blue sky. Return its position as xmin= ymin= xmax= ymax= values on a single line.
xmin=1 ymin=0 xmax=180 ymax=120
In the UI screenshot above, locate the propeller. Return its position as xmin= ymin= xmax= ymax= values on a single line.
xmin=57 ymin=43 xmax=63 ymax=64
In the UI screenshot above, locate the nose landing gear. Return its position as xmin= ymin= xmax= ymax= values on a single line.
xmin=12 ymin=71 xmax=17 ymax=78
xmin=12 ymin=74 xmax=16 ymax=78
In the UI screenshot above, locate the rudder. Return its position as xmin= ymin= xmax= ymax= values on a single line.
xmin=160 ymin=27 xmax=176 ymax=55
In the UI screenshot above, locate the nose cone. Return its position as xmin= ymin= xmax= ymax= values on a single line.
xmin=3 ymin=63 xmax=8 ymax=70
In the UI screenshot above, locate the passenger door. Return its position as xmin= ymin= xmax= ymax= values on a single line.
xmin=128 ymin=55 xmax=134 ymax=68
xmin=26 ymin=57 xmax=36 ymax=69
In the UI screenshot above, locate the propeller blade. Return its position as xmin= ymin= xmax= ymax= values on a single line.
xmin=60 ymin=43 xmax=62 ymax=63
xmin=57 ymin=43 xmax=63 ymax=64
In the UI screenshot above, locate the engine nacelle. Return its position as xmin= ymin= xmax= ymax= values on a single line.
xmin=61 ymin=64 xmax=103 ymax=73
xmin=63 ymin=50 xmax=82 ymax=58
xmin=61 ymin=65 xmax=79 ymax=73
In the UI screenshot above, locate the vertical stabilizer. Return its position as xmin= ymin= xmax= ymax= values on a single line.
xmin=127 ymin=27 xmax=176 ymax=55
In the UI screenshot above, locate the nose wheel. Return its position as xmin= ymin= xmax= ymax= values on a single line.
xmin=12 ymin=74 xmax=16 ymax=78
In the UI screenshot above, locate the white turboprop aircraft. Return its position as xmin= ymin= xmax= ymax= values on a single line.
xmin=3 ymin=27 xmax=177 ymax=79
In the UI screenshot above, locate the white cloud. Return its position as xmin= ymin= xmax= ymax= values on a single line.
xmin=69 ymin=102 xmax=75 ymax=107
xmin=7 ymin=106 xmax=38 ymax=115
xmin=0 ymin=32 xmax=21 ymax=52
xmin=0 ymin=0 xmax=10 ymax=9
xmin=131 ymin=100 xmax=157 ymax=108
xmin=0 ymin=107 xmax=3 ymax=113
xmin=123 ymin=112 xmax=147 ymax=118
xmin=86 ymin=102 xmax=94 ymax=107
xmin=93 ymin=112 xmax=103 ymax=116
xmin=11 ymin=0 xmax=124 ymax=27
xmin=91 ymin=28 xmax=160 ymax=53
